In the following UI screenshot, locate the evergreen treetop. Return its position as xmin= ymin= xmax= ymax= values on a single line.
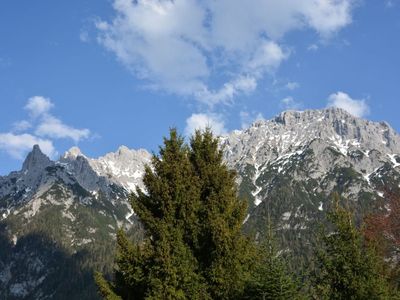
xmin=313 ymin=193 xmax=391 ymax=300
xmin=96 ymin=128 xmax=254 ymax=299
xmin=244 ymin=213 xmax=303 ymax=300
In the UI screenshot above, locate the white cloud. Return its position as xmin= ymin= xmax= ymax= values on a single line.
xmin=247 ymin=41 xmax=288 ymax=74
xmin=97 ymin=0 xmax=356 ymax=105
xmin=0 ymin=133 xmax=55 ymax=159
xmin=12 ymin=120 xmax=32 ymax=132
xmin=96 ymin=0 xmax=210 ymax=101
xmin=0 ymin=96 xmax=92 ymax=162
xmin=281 ymin=96 xmax=303 ymax=110
xmin=23 ymin=96 xmax=92 ymax=143
xmin=240 ymin=111 xmax=264 ymax=129
xmin=308 ymin=44 xmax=319 ymax=51
xmin=35 ymin=116 xmax=91 ymax=143
xmin=196 ymin=76 xmax=258 ymax=106
xmin=80 ymin=30 xmax=89 ymax=43
xmin=327 ymin=91 xmax=370 ymax=117
xmin=286 ymin=81 xmax=300 ymax=90
xmin=300 ymin=0 xmax=354 ymax=38
xmin=25 ymin=96 xmax=54 ymax=118
xmin=185 ymin=113 xmax=227 ymax=136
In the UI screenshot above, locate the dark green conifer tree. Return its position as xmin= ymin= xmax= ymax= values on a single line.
xmin=96 ymin=129 xmax=254 ymax=299
xmin=313 ymin=193 xmax=391 ymax=299
xmin=96 ymin=129 xmax=208 ymax=299
xmin=189 ymin=129 xmax=254 ymax=299
xmin=244 ymin=214 xmax=302 ymax=300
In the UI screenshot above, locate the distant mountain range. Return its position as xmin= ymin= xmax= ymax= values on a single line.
xmin=1 ymin=107 xmax=400 ymax=299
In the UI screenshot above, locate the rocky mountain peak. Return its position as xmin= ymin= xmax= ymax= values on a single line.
xmin=22 ymin=145 xmax=52 ymax=172
xmin=272 ymin=107 xmax=352 ymax=126
xmin=88 ymin=147 xmax=151 ymax=192
xmin=117 ymin=145 xmax=131 ymax=156
xmin=222 ymin=108 xmax=400 ymax=176
xmin=2 ymin=108 xmax=400 ymax=300
xmin=62 ymin=146 xmax=84 ymax=159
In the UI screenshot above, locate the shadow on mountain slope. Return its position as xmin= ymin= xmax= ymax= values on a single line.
xmin=0 ymin=224 xmax=101 ymax=300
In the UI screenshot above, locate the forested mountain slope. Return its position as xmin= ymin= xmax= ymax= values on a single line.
xmin=1 ymin=108 xmax=400 ymax=299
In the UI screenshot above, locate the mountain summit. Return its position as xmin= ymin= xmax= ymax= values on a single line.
xmin=219 ymin=108 xmax=400 ymax=268
xmin=22 ymin=144 xmax=52 ymax=172
xmin=223 ymin=107 xmax=400 ymax=169
xmin=62 ymin=146 xmax=84 ymax=159
xmin=1 ymin=108 xmax=400 ymax=299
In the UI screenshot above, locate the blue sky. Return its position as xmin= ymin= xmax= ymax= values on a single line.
xmin=0 ymin=0 xmax=399 ymax=174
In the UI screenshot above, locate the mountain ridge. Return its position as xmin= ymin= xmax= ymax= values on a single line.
xmin=1 ymin=107 xmax=400 ymax=299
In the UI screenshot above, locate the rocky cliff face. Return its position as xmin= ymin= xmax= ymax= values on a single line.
xmin=222 ymin=108 xmax=400 ymax=204
xmin=1 ymin=107 xmax=400 ymax=299
xmin=223 ymin=107 xmax=400 ymax=176
xmin=0 ymin=145 xmax=152 ymax=225
xmin=221 ymin=108 xmax=400 ymax=265
xmin=0 ymin=146 xmax=150 ymax=299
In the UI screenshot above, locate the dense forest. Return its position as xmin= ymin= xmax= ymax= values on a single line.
xmin=96 ymin=129 xmax=400 ymax=299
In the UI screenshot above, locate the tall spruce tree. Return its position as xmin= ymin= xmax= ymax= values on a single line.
xmin=313 ymin=193 xmax=391 ymax=299
xmin=244 ymin=214 xmax=302 ymax=300
xmin=96 ymin=129 xmax=208 ymax=299
xmin=189 ymin=129 xmax=254 ymax=299
xmin=96 ymin=129 xmax=254 ymax=299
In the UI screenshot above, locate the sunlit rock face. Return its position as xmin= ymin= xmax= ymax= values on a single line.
xmin=2 ymin=108 xmax=400 ymax=298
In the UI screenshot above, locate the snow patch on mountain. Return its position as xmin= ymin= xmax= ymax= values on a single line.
xmin=62 ymin=145 xmax=151 ymax=192
xmin=222 ymin=107 xmax=400 ymax=206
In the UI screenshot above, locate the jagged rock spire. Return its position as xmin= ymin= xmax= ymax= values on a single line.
xmin=22 ymin=145 xmax=52 ymax=172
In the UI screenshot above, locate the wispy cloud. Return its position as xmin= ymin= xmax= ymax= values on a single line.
xmin=35 ymin=116 xmax=91 ymax=143
xmin=0 ymin=133 xmax=55 ymax=160
xmin=79 ymin=30 xmax=90 ymax=42
xmin=286 ymin=81 xmax=300 ymax=90
xmin=25 ymin=96 xmax=54 ymax=118
xmin=281 ymin=96 xmax=303 ymax=110
xmin=240 ymin=111 xmax=264 ymax=129
xmin=23 ymin=96 xmax=91 ymax=143
xmin=195 ymin=76 xmax=258 ymax=106
xmin=307 ymin=44 xmax=319 ymax=51
xmin=0 ymin=96 xmax=91 ymax=161
xmin=12 ymin=120 xmax=32 ymax=132
xmin=327 ymin=91 xmax=370 ymax=117
xmin=96 ymin=0 xmax=356 ymax=105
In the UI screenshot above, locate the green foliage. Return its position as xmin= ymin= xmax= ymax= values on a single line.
xmin=0 ymin=169 xmax=146 ymax=299
xmin=313 ymin=193 xmax=392 ymax=299
xmin=97 ymin=129 xmax=254 ymax=299
xmin=95 ymin=272 xmax=122 ymax=300
xmin=189 ymin=129 xmax=253 ymax=299
xmin=244 ymin=217 xmax=303 ymax=300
